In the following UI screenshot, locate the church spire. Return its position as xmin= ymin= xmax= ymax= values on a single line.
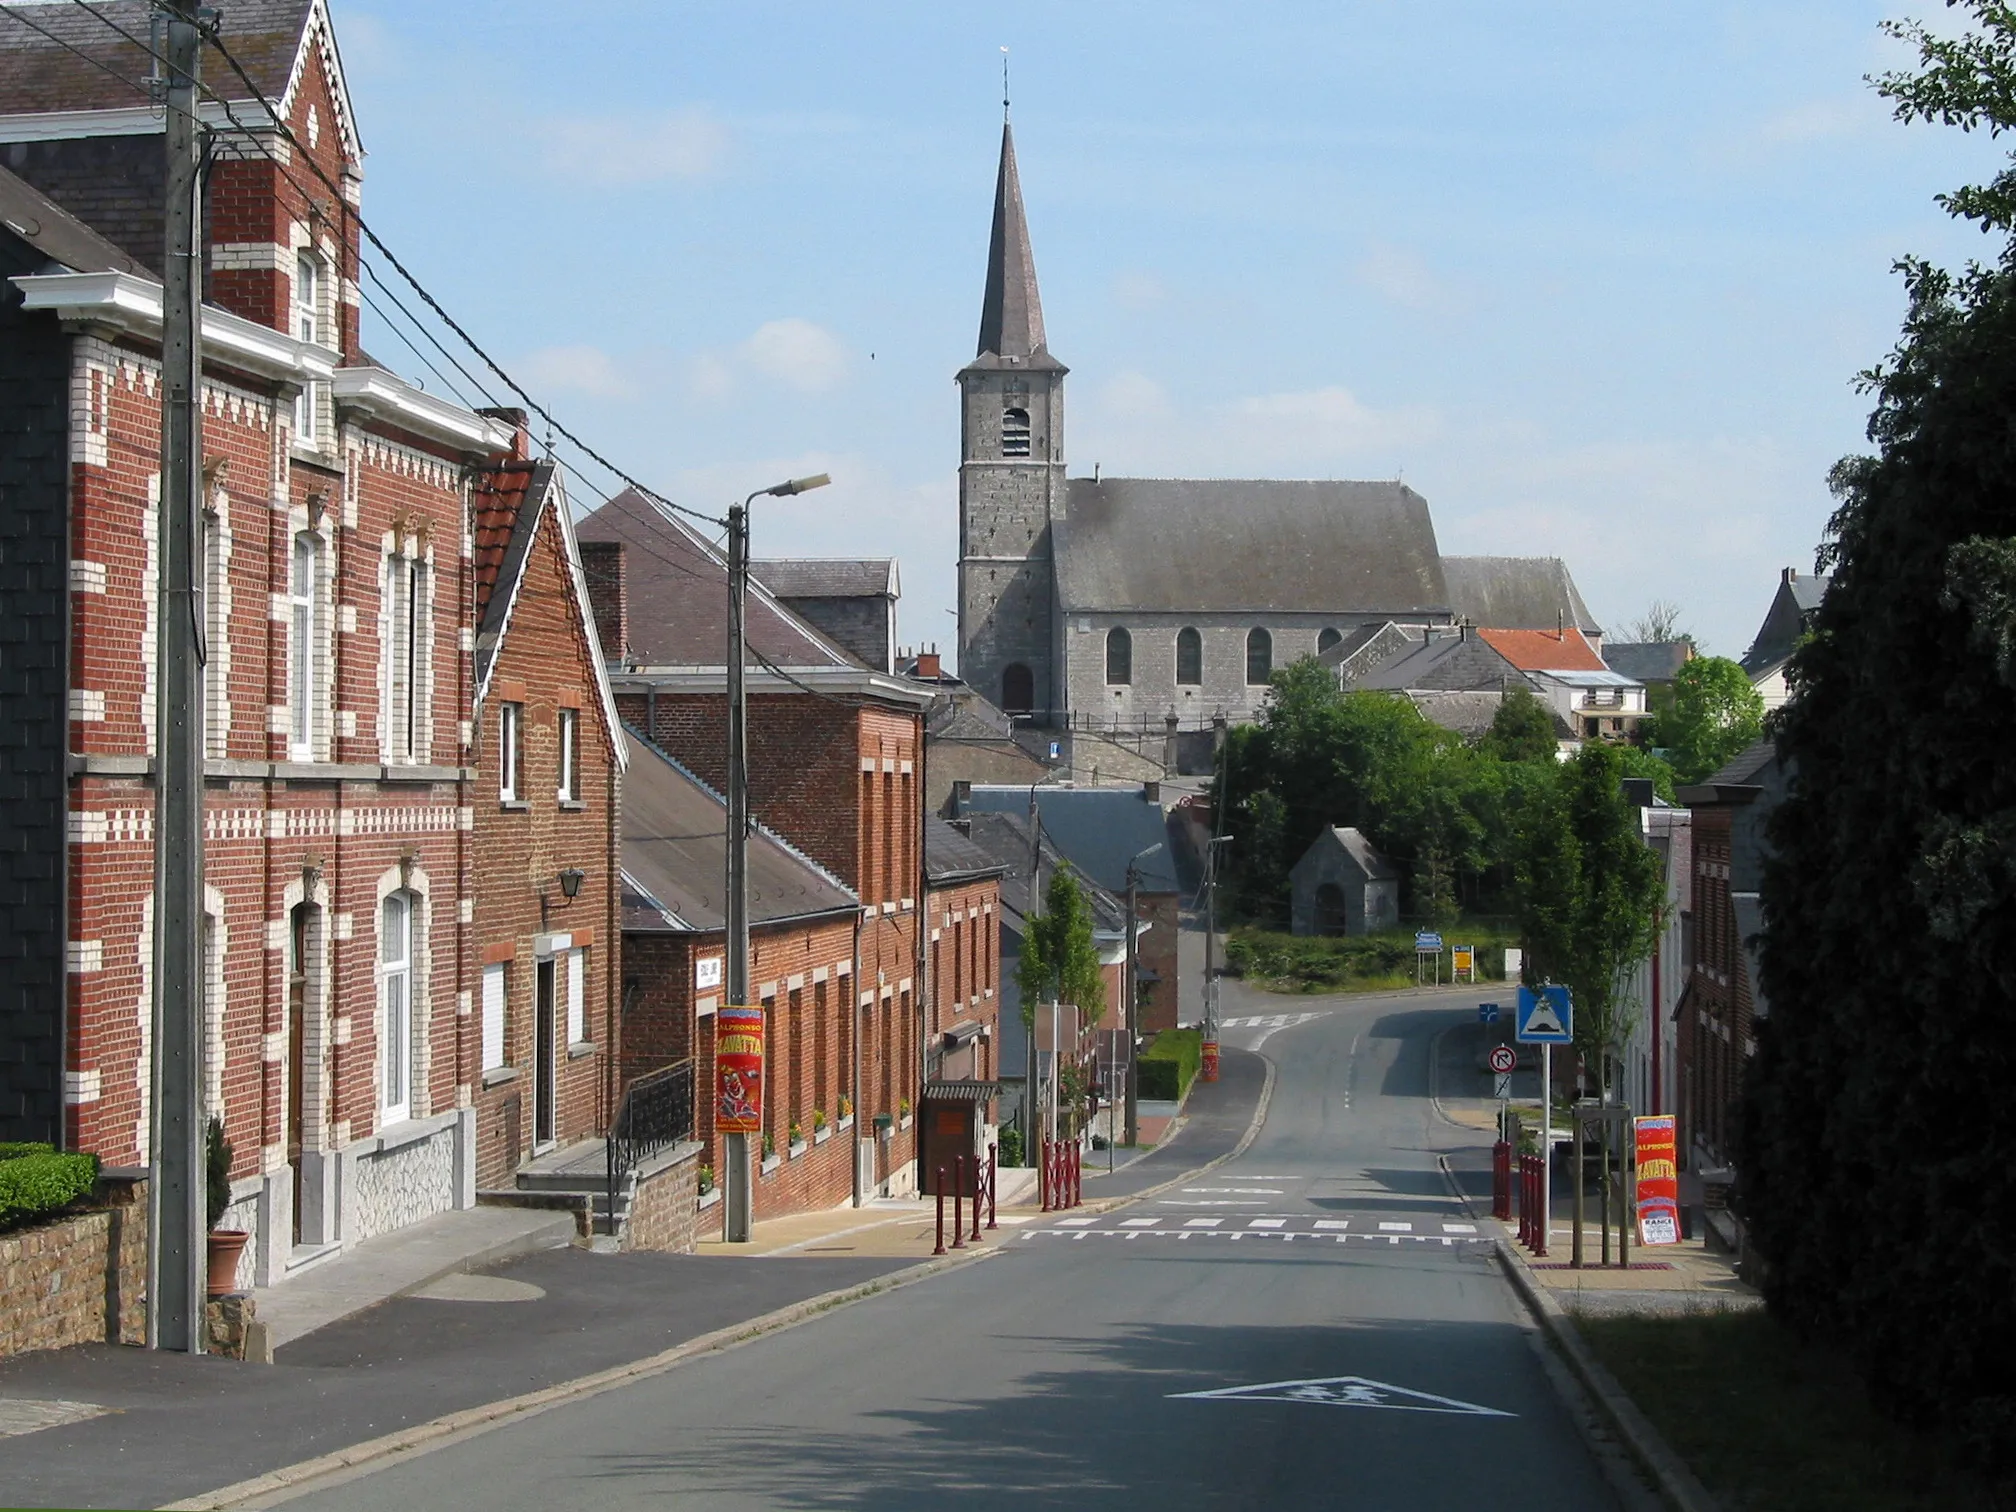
xmin=976 ymin=121 xmax=1048 ymax=360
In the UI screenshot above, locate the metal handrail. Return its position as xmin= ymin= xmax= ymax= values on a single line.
xmin=604 ymin=1059 xmax=696 ymax=1232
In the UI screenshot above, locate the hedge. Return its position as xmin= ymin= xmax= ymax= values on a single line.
xmin=0 ymin=1142 xmax=55 ymax=1161
xmin=1138 ymin=1029 xmax=1202 ymax=1102
xmin=0 ymin=1150 xmax=100 ymax=1230
xmin=1222 ymin=927 xmax=1513 ymax=993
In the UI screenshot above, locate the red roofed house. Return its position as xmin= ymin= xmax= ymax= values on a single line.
xmin=1475 ymin=627 xmax=1648 ymax=745
xmin=0 ymin=0 xmax=607 ymax=1291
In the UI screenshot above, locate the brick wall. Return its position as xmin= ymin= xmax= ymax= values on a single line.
xmin=0 ymin=1182 xmax=147 ymax=1359
xmin=621 ymin=1144 xmax=701 ymax=1253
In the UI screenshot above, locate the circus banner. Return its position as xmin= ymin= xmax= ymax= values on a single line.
xmin=1634 ymin=1114 xmax=1681 ymax=1246
xmin=716 ymin=1005 xmax=765 ymax=1134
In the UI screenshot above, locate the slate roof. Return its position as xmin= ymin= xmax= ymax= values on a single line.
xmin=620 ymin=729 xmax=857 ymax=934
xmin=926 ymin=816 xmax=1009 ymax=886
xmin=1351 ymin=631 xmax=1527 ymax=694
xmin=1304 ymin=826 xmax=1396 ymax=882
xmin=1442 ymin=556 xmax=1599 ymax=635
xmin=750 ymin=558 xmax=898 ymax=600
xmin=1741 ymin=569 xmax=1832 ymax=675
xmin=0 ymin=161 xmax=142 ymax=274
xmin=970 ymin=121 xmax=1059 ymax=369
xmin=1476 ymin=627 xmax=1607 ymax=673
xmin=1407 ymin=690 xmax=1515 ymax=740
xmin=1603 ymin=641 xmax=1693 ymax=685
xmin=1056 ymin=478 xmax=1446 ymax=615
xmin=0 ymin=1 xmax=312 ymax=115
xmin=1700 ymin=739 xmax=1778 ymax=789
xmin=954 ymin=810 xmax=1126 ymax=932
xmin=574 ymin=487 xmax=855 ymax=670
xmin=955 ymin=784 xmax=1179 ymax=894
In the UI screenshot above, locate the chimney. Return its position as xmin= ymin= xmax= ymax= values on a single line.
xmin=579 ymin=540 xmax=629 ymax=668
xmin=1143 ymin=779 xmax=1161 ymax=804
xmin=478 ymin=406 xmax=532 ymax=462
xmin=917 ymin=650 xmax=942 ymax=680
xmin=1783 ymin=567 xmax=1798 ymax=585
xmin=952 ymin=779 xmax=972 ymax=811
xmin=1163 ymin=710 xmax=1180 ymax=773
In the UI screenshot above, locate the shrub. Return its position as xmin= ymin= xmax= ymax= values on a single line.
xmin=0 ymin=1151 xmax=99 ymax=1230
xmin=999 ymin=1126 xmax=1025 ymax=1168
xmin=1138 ymin=1028 xmax=1203 ymax=1102
xmin=1223 ymin=926 xmax=1512 ymax=993
xmin=206 ymin=1116 xmax=234 ymax=1231
xmin=0 ymin=1142 xmax=55 ymax=1161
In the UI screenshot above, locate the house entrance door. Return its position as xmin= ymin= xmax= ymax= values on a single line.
xmin=288 ymin=903 xmax=313 ymax=1247
xmin=535 ymin=958 xmax=558 ymax=1150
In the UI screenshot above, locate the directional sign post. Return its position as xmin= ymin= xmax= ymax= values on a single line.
xmin=1477 ymin=1001 xmax=1500 ymax=1025
xmin=1415 ymin=932 xmax=1443 ymax=988
xmin=1515 ymin=985 xmax=1572 ymax=1258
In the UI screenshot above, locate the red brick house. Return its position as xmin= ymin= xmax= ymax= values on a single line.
xmin=578 ymin=488 xmax=937 ymax=1202
xmin=918 ymin=818 xmax=1007 ymax=1192
xmin=620 ymin=730 xmax=861 ymax=1222
xmin=467 ymin=441 xmax=625 ymax=1189
xmin=0 ymin=1 xmax=587 ymax=1288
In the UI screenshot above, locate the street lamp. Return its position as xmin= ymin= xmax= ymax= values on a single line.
xmin=723 ymin=472 xmax=831 ymax=1244
xmin=1123 ymin=841 xmax=1164 ymax=1149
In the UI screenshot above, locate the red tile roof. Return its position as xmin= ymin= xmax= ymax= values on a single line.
xmin=1475 ymin=626 xmax=1607 ymax=673
xmin=470 ymin=461 xmax=538 ymax=621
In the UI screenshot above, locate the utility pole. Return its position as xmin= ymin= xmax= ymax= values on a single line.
xmin=1201 ymin=717 xmax=1228 ymax=1079
xmin=1024 ymin=785 xmax=1041 ymax=1160
xmin=723 ymin=474 xmax=828 ymax=1244
xmin=1124 ymin=864 xmax=1139 ymax=1147
xmin=148 ymin=0 xmax=208 ymax=1353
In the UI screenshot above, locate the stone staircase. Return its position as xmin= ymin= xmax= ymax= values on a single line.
xmin=515 ymin=1138 xmax=627 ymax=1239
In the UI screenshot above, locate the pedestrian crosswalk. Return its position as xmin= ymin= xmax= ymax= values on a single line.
xmin=1216 ymin=1011 xmax=1328 ymax=1046
xmin=1023 ymin=1213 xmax=1491 ymax=1249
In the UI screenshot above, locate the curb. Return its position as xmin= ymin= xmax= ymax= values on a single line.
xmin=161 ymin=1242 xmax=1002 ymax=1511
xmin=1491 ymin=1239 xmax=1722 ymax=1512
xmin=1073 ymin=1053 xmax=1278 ymax=1218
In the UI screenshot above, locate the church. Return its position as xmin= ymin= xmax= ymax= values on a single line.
xmin=955 ymin=122 xmax=1598 ymax=732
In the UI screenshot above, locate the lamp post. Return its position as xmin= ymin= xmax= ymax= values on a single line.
xmin=724 ymin=472 xmax=830 ymax=1244
xmin=1123 ymin=842 xmax=1164 ymax=1148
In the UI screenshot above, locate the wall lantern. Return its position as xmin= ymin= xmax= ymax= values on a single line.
xmin=558 ymin=867 xmax=586 ymax=901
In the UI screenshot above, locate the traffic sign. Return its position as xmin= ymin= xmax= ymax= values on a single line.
xmin=1488 ymin=1045 xmax=1517 ymax=1074
xmin=1477 ymin=1002 xmax=1500 ymax=1024
xmin=1415 ymin=931 xmax=1443 ymax=952
xmin=1515 ymin=984 xmax=1573 ymax=1044
xmin=1493 ymin=1072 xmax=1513 ymax=1100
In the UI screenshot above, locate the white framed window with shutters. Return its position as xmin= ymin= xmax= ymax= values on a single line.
xmin=566 ymin=947 xmax=586 ymax=1046
xmin=481 ymin=961 xmax=507 ymax=1073
xmin=556 ymin=707 xmax=578 ymax=802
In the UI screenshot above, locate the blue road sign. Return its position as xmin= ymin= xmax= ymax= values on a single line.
xmin=1478 ymin=1002 xmax=1501 ymax=1024
xmin=1515 ymin=984 xmax=1573 ymax=1044
xmin=1415 ymin=931 xmax=1444 ymax=952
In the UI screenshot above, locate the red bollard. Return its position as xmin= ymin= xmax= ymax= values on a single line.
xmin=934 ymin=1168 xmax=947 ymax=1255
xmin=952 ymin=1156 xmax=967 ymax=1248
xmin=1070 ymin=1142 xmax=1081 ymax=1208
xmin=1039 ymin=1139 xmax=1050 ymax=1212
xmin=1533 ymin=1153 xmax=1548 ymax=1258
xmin=986 ymin=1144 xmax=999 ymax=1230
xmin=1493 ymin=1140 xmax=1512 ymax=1222
xmin=970 ymin=1152 xmax=984 ymax=1241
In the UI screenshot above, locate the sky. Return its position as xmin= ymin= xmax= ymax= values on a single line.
xmin=328 ymin=1 xmax=2007 ymax=663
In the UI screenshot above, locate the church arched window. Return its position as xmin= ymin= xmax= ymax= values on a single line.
xmin=1001 ymin=407 xmax=1032 ymax=458
xmin=1002 ymin=663 xmax=1035 ymax=715
xmin=1246 ymin=627 xmax=1273 ymax=685
xmin=1105 ymin=627 xmax=1132 ymax=686
xmin=1317 ymin=627 xmax=1343 ymax=655
xmin=1175 ymin=627 xmax=1203 ymax=686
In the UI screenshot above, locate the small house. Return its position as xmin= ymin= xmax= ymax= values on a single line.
xmin=1290 ymin=828 xmax=1401 ymax=937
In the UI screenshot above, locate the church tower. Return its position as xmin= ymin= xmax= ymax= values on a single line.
xmin=957 ymin=119 xmax=1067 ymax=723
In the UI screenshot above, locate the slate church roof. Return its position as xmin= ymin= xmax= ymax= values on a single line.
xmin=968 ymin=120 xmax=1060 ymax=371
xmin=1056 ymin=478 xmax=1446 ymax=616
xmin=1442 ymin=556 xmax=1599 ymax=636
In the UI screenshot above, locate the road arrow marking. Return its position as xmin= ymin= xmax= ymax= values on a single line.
xmin=1171 ymin=1375 xmax=1514 ymax=1416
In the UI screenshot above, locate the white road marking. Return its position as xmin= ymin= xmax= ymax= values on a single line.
xmin=0 ymin=1399 xmax=110 ymax=1438
xmin=1056 ymin=1217 xmax=1095 ymax=1227
xmin=1378 ymin=1222 xmax=1413 ymax=1232
xmin=1442 ymin=1223 xmax=1477 ymax=1234
xmin=1247 ymin=1218 xmax=1287 ymax=1229
xmin=1157 ymin=1199 xmax=1267 ymax=1207
xmin=1120 ymin=1218 xmax=1160 ymax=1228
xmin=1171 ymin=1375 xmax=1515 ymax=1417
xmin=1314 ymin=1220 xmax=1351 ymax=1231
xmin=1183 ymin=1218 xmax=1224 ymax=1228
xmin=1181 ymin=1187 xmax=1283 ymax=1195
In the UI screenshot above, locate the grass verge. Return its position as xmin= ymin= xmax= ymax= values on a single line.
xmin=1575 ymin=1307 xmax=2007 ymax=1511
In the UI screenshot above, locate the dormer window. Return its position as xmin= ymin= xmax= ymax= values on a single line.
xmin=1001 ymin=407 xmax=1031 ymax=458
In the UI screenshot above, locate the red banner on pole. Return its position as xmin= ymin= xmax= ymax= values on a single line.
xmin=716 ymin=1004 xmax=765 ymax=1134
xmin=1634 ymin=1114 xmax=1681 ymax=1246
xmin=1201 ymin=1039 xmax=1220 ymax=1083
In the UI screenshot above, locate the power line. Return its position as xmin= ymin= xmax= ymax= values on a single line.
xmin=54 ymin=0 xmax=724 ymax=529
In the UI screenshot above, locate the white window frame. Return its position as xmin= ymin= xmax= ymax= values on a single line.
xmin=566 ymin=947 xmax=586 ymax=1046
xmin=481 ymin=961 xmax=507 ymax=1073
xmin=383 ymin=549 xmax=432 ymax=764
xmin=557 ymin=707 xmax=578 ymax=801
xmin=380 ymin=891 xmax=414 ymax=1124
xmin=294 ymin=253 xmax=323 ymax=446
xmin=288 ymin=530 xmax=319 ymax=761
xmin=499 ymin=701 xmax=523 ymax=801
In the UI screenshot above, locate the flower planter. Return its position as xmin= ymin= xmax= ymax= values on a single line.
xmin=206 ymin=1229 xmax=250 ymax=1297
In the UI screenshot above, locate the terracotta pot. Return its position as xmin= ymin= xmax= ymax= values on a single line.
xmin=206 ymin=1229 xmax=250 ymax=1297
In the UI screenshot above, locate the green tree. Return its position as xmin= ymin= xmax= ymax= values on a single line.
xmin=1511 ymin=743 xmax=1663 ymax=1087
xmin=1478 ymin=686 xmax=1559 ymax=763
xmin=1645 ymin=654 xmax=1764 ymax=783
xmin=1743 ymin=4 xmax=2016 ymax=1466
xmin=1016 ymin=868 xmax=1106 ymax=1028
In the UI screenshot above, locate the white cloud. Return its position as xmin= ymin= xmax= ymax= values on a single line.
xmin=1355 ymin=242 xmax=1462 ymax=313
xmin=1078 ymin=377 xmax=1443 ymax=477
xmin=739 ymin=318 xmax=849 ymax=393
xmin=518 ymin=344 xmax=631 ymax=399
xmin=1229 ymin=385 xmax=1444 ymax=456
xmin=541 ymin=107 xmax=730 ymax=185
xmin=684 ymin=353 xmax=737 ymax=400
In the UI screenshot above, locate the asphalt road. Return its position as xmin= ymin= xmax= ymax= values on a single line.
xmin=273 ymin=981 xmax=1627 ymax=1512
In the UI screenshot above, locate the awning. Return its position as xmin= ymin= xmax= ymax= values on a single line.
xmin=922 ymin=1079 xmax=1002 ymax=1104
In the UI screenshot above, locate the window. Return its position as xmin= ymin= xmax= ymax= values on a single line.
xmin=1317 ymin=627 xmax=1343 ymax=655
xmin=1001 ymin=406 xmax=1031 ymax=457
xmin=1002 ymin=662 xmax=1034 ymax=715
xmin=557 ymin=708 xmax=579 ymax=801
xmin=1245 ymin=627 xmax=1273 ymax=685
xmin=293 ymin=254 xmax=323 ymax=446
xmin=381 ymin=892 xmax=414 ymax=1122
xmin=1105 ymin=626 xmax=1132 ymax=685
xmin=1175 ymin=627 xmax=1202 ymax=687
xmin=565 ymin=947 xmax=586 ymax=1046
xmin=499 ymin=702 xmax=523 ymax=801
xmin=384 ymin=551 xmax=431 ymax=762
xmin=288 ymin=531 xmax=319 ymax=760
xmin=481 ymin=962 xmax=507 ymax=1072
xmin=203 ymin=505 xmax=230 ymax=758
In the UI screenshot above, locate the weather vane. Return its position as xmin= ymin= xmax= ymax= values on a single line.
xmin=1002 ymin=46 xmax=1010 ymax=121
